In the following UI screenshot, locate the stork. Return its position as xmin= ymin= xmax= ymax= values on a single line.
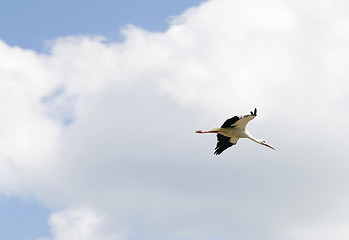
xmin=196 ymin=108 xmax=275 ymax=155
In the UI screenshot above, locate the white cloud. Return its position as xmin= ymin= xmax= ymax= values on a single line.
xmin=1 ymin=0 xmax=349 ymax=239
xmin=38 ymin=207 xmax=123 ymax=240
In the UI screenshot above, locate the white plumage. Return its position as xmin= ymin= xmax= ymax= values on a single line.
xmin=196 ymin=108 xmax=275 ymax=155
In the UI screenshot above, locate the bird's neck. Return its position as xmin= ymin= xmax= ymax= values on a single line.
xmin=246 ymin=132 xmax=261 ymax=144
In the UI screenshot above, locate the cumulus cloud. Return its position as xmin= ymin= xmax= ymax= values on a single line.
xmin=38 ymin=207 xmax=123 ymax=240
xmin=1 ymin=0 xmax=349 ymax=239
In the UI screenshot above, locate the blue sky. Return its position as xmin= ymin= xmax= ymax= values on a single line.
xmin=1 ymin=0 xmax=349 ymax=240
xmin=0 ymin=0 xmax=203 ymax=51
xmin=0 ymin=196 xmax=50 ymax=240
xmin=0 ymin=1 xmax=205 ymax=239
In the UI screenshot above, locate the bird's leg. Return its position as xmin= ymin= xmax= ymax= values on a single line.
xmin=196 ymin=130 xmax=219 ymax=134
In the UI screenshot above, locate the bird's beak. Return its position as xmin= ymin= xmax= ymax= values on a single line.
xmin=264 ymin=143 xmax=275 ymax=150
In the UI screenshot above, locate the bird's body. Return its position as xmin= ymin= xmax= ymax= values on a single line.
xmin=214 ymin=127 xmax=250 ymax=140
xmin=196 ymin=108 xmax=275 ymax=155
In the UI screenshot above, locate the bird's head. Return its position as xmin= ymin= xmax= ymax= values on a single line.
xmin=260 ymin=140 xmax=275 ymax=150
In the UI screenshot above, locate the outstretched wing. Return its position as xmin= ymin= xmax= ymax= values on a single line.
xmin=213 ymin=108 xmax=257 ymax=155
xmin=226 ymin=108 xmax=257 ymax=130
xmin=220 ymin=116 xmax=239 ymax=128
xmin=214 ymin=134 xmax=237 ymax=155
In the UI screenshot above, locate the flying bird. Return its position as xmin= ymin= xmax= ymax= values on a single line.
xmin=196 ymin=108 xmax=275 ymax=155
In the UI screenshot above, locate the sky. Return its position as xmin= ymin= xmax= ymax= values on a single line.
xmin=0 ymin=0 xmax=202 ymax=51
xmin=1 ymin=0 xmax=349 ymax=240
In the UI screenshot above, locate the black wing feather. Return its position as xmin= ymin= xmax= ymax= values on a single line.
xmin=213 ymin=108 xmax=257 ymax=155
xmin=214 ymin=134 xmax=235 ymax=155
xmin=250 ymin=108 xmax=257 ymax=116
xmin=220 ymin=116 xmax=239 ymax=128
